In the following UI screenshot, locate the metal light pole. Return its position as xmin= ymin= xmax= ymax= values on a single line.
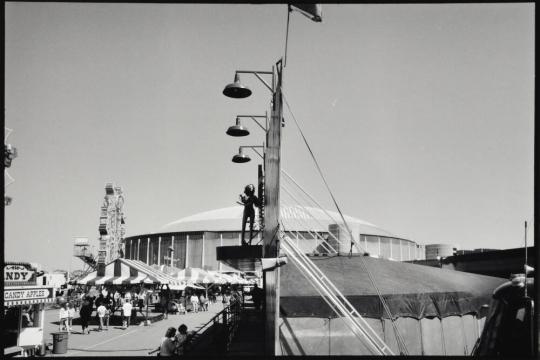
xmin=262 ymin=59 xmax=283 ymax=356
xmin=223 ymin=59 xmax=284 ymax=356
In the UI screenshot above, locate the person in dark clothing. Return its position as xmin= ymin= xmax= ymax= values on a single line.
xmin=238 ymin=184 xmax=261 ymax=246
xmin=161 ymin=285 xmax=171 ymax=319
xmin=252 ymin=284 xmax=263 ymax=311
xmin=79 ymin=298 xmax=93 ymax=335
xmin=95 ymin=294 xmax=104 ymax=308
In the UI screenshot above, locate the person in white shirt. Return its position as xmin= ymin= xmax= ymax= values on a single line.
xmin=122 ymin=300 xmax=133 ymax=329
xmin=67 ymin=303 xmax=75 ymax=331
xmin=97 ymin=303 xmax=106 ymax=331
xmin=58 ymin=303 xmax=69 ymax=332
xmin=190 ymin=294 xmax=199 ymax=313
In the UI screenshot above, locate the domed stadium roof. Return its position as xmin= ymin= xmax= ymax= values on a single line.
xmin=159 ymin=206 xmax=398 ymax=238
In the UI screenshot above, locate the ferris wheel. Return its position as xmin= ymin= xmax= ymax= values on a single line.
xmin=98 ymin=183 xmax=126 ymax=265
xmin=4 ymin=127 xmax=17 ymax=205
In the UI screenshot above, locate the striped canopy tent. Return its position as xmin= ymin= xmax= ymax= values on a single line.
xmin=227 ymin=273 xmax=250 ymax=285
xmin=76 ymin=258 xmax=180 ymax=286
xmin=209 ymin=271 xmax=250 ymax=285
xmin=151 ymin=264 xmax=181 ymax=276
xmin=174 ymin=267 xmax=225 ymax=297
xmin=174 ymin=267 xmax=223 ymax=284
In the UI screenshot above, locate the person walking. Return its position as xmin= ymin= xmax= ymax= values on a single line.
xmin=79 ymin=297 xmax=93 ymax=335
xmin=160 ymin=285 xmax=171 ymax=319
xmin=199 ymin=293 xmax=208 ymax=312
xmin=58 ymin=303 xmax=69 ymax=332
xmin=104 ymin=303 xmax=111 ymax=330
xmin=222 ymin=292 xmax=231 ymax=309
xmin=96 ymin=302 xmax=106 ymax=331
xmin=122 ymin=300 xmax=133 ymax=329
xmin=252 ymin=284 xmax=263 ymax=311
xmin=67 ymin=302 xmax=76 ymax=332
xmin=190 ymin=293 xmax=199 ymax=313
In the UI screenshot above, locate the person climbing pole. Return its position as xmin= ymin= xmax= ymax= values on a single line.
xmin=238 ymin=184 xmax=261 ymax=246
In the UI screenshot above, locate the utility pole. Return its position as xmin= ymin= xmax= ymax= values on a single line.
xmin=263 ymin=59 xmax=283 ymax=356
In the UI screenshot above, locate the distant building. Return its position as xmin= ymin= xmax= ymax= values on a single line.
xmin=425 ymin=243 xmax=457 ymax=260
xmin=122 ymin=206 xmax=425 ymax=270
xmin=37 ymin=272 xmax=67 ymax=288
xmin=408 ymin=247 xmax=533 ymax=279
xmin=440 ymin=247 xmax=533 ymax=278
xmin=455 ymin=248 xmax=499 ymax=256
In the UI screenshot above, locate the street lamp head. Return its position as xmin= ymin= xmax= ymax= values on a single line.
xmin=226 ymin=117 xmax=250 ymax=137
xmin=232 ymin=148 xmax=251 ymax=163
xmin=223 ymin=73 xmax=252 ymax=98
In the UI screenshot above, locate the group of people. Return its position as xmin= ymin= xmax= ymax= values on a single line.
xmin=156 ymin=324 xmax=193 ymax=356
xmin=159 ymin=285 xmax=244 ymax=317
xmin=59 ymin=287 xmax=148 ymax=334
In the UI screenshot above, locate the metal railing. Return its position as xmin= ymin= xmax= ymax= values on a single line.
xmin=182 ymin=299 xmax=243 ymax=355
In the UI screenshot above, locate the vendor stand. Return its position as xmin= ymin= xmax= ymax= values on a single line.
xmin=75 ymin=258 xmax=182 ymax=324
xmin=3 ymin=262 xmax=56 ymax=357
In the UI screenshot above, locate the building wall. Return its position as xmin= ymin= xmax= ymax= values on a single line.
xmin=360 ymin=235 xmax=425 ymax=261
xmin=425 ymin=244 xmax=456 ymax=260
xmin=123 ymin=230 xmax=423 ymax=269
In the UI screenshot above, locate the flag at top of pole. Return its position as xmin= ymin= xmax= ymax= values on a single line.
xmin=290 ymin=4 xmax=323 ymax=22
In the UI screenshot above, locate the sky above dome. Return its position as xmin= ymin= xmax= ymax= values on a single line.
xmin=4 ymin=3 xmax=534 ymax=272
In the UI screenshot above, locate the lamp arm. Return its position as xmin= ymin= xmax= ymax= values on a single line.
xmin=253 ymin=73 xmax=273 ymax=93
xmin=250 ymin=147 xmax=264 ymax=159
xmin=235 ymin=70 xmax=274 ymax=93
xmin=249 ymin=117 xmax=267 ymax=131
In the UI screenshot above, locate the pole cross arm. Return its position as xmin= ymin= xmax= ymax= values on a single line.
xmin=236 ymin=70 xmax=274 ymax=92
xmin=261 ymin=256 xmax=288 ymax=271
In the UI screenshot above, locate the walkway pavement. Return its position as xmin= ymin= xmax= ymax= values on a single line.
xmin=43 ymin=302 xmax=225 ymax=357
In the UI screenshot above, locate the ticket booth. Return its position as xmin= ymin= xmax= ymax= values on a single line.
xmin=3 ymin=262 xmax=56 ymax=357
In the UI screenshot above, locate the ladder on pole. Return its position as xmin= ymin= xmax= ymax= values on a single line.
xmin=280 ymin=231 xmax=394 ymax=355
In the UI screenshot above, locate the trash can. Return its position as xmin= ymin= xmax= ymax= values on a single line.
xmin=52 ymin=332 xmax=69 ymax=354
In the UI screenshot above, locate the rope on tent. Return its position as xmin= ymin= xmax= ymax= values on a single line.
xmin=283 ymin=187 xmax=410 ymax=355
xmin=283 ymin=169 xmax=342 ymax=226
xmin=280 ymin=221 xmax=394 ymax=355
xmin=281 ymin=90 xmax=358 ymax=253
xmin=280 ymin=90 xmax=409 ymax=355
xmin=280 ymin=224 xmax=388 ymax=354
xmin=281 ymin=181 xmax=362 ymax=258
xmin=281 ymin=183 xmax=339 ymax=254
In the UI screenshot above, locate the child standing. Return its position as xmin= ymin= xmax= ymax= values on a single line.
xmin=122 ymin=300 xmax=133 ymax=329
xmin=97 ymin=303 xmax=106 ymax=331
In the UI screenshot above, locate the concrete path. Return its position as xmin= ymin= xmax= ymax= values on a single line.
xmin=43 ymin=302 xmax=226 ymax=357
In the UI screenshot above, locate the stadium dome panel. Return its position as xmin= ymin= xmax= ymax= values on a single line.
xmin=123 ymin=205 xmax=423 ymax=270
xmin=160 ymin=205 xmax=396 ymax=238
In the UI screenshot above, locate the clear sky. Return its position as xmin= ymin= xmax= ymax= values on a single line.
xmin=4 ymin=3 xmax=534 ymax=272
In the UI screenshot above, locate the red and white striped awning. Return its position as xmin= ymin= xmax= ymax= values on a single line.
xmin=173 ymin=267 xmax=223 ymax=284
xmin=76 ymin=258 xmax=179 ymax=286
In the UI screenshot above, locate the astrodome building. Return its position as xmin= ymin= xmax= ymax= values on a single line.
xmin=123 ymin=206 xmax=425 ymax=271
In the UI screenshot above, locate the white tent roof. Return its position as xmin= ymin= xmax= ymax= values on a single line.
xmin=157 ymin=205 xmax=397 ymax=238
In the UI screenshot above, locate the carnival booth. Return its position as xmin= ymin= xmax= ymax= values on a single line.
xmin=4 ymin=262 xmax=56 ymax=357
xmin=76 ymin=258 xmax=180 ymax=319
xmin=279 ymin=255 xmax=507 ymax=356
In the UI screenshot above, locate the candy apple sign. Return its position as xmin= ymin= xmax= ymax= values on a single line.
xmin=4 ymin=263 xmax=37 ymax=286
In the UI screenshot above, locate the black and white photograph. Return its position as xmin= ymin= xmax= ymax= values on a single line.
xmin=3 ymin=2 xmax=535 ymax=357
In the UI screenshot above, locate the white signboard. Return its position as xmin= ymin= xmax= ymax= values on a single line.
xmin=5 ymin=287 xmax=52 ymax=301
xmin=4 ymin=286 xmax=55 ymax=306
xmin=4 ymin=263 xmax=37 ymax=286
